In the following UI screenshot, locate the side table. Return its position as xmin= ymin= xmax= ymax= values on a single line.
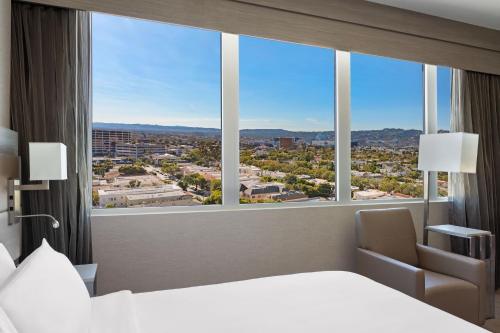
xmin=74 ymin=263 xmax=98 ymax=297
xmin=426 ymin=224 xmax=495 ymax=319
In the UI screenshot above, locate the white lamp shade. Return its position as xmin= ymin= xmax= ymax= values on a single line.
xmin=29 ymin=143 xmax=67 ymax=180
xmin=418 ymin=132 xmax=479 ymax=173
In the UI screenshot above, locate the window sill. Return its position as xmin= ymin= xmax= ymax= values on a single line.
xmin=91 ymin=197 xmax=449 ymax=217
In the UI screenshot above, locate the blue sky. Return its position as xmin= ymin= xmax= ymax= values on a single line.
xmin=92 ymin=13 xmax=451 ymax=132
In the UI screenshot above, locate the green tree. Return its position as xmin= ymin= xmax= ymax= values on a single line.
xmin=92 ymin=159 xmax=114 ymax=176
xmin=210 ymin=179 xmax=222 ymax=192
xmin=379 ymin=177 xmax=399 ymax=193
xmin=204 ymin=189 xmax=222 ymax=205
xmin=195 ymin=176 xmax=209 ymax=191
xmin=92 ymin=190 xmax=99 ymax=206
xmin=181 ymin=173 xmax=209 ymax=191
xmin=260 ymin=176 xmax=275 ymax=183
xmin=284 ymin=174 xmax=298 ymax=185
xmin=239 ymin=197 xmax=251 ymax=204
xmin=128 ymin=179 xmax=141 ymax=188
xmin=118 ymin=165 xmax=146 ymax=175
xmin=178 ymin=180 xmax=188 ymax=191
xmin=161 ymin=161 xmax=180 ymax=175
xmin=317 ymin=183 xmax=333 ymax=198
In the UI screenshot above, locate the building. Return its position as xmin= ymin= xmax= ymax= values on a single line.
xmin=311 ymin=140 xmax=335 ymax=147
xmin=254 ymin=147 xmax=269 ymax=157
xmin=271 ymin=191 xmax=308 ymax=202
xmin=239 ymin=164 xmax=262 ymax=176
xmin=239 ymin=176 xmax=262 ymax=190
xmin=115 ymin=143 xmax=166 ymax=158
xmin=261 ymin=170 xmax=286 ymax=179
xmin=92 ymin=129 xmax=132 ymax=156
xmin=126 ymin=191 xmax=195 ymax=207
xmin=97 ymin=185 xmax=193 ymax=207
xmin=353 ymin=189 xmax=388 ymax=200
xmin=351 ymin=170 xmax=383 ymax=179
xmin=273 ymin=137 xmax=300 ymax=150
xmin=181 ymin=164 xmax=221 ymax=180
xmin=152 ymin=153 xmax=179 ymax=166
xmin=242 ymin=183 xmax=284 ymax=200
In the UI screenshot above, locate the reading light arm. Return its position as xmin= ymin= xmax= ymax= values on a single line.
xmin=15 ymin=214 xmax=60 ymax=229
xmin=8 ymin=179 xmax=51 ymax=226
xmin=13 ymin=180 xmax=49 ymax=191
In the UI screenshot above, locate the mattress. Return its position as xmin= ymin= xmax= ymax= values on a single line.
xmin=91 ymin=271 xmax=486 ymax=332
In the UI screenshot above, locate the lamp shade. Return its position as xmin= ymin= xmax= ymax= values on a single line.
xmin=29 ymin=143 xmax=67 ymax=180
xmin=417 ymin=132 xmax=479 ymax=173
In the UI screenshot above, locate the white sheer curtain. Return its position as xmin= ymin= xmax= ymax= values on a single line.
xmin=449 ymin=69 xmax=500 ymax=287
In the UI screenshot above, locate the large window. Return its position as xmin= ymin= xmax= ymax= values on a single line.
xmin=91 ymin=13 xmax=222 ymax=208
xmin=90 ymin=13 xmax=451 ymax=210
xmin=350 ymin=53 xmax=423 ymax=200
xmin=239 ymin=36 xmax=335 ymax=204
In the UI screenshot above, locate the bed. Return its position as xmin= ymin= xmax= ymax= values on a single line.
xmin=90 ymin=271 xmax=486 ymax=333
xmin=0 ymin=240 xmax=487 ymax=333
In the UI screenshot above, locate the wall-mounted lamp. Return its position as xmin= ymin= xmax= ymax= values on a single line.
xmin=8 ymin=143 xmax=67 ymax=228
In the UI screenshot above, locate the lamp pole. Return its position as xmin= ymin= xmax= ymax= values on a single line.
xmin=423 ymin=170 xmax=430 ymax=245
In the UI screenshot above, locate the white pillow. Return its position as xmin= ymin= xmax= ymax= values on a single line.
xmin=0 ymin=244 xmax=15 ymax=287
xmin=0 ymin=306 xmax=18 ymax=333
xmin=0 ymin=239 xmax=90 ymax=333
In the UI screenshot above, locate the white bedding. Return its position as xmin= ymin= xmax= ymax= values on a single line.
xmin=91 ymin=290 xmax=140 ymax=333
xmin=91 ymin=271 xmax=486 ymax=332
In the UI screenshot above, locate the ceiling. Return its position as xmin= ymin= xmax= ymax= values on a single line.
xmin=366 ymin=0 xmax=500 ymax=30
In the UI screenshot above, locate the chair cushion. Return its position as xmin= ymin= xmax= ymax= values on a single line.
xmin=355 ymin=208 xmax=419 ymax=266
xmin=424 ymin=270 xmax=479 ymax=323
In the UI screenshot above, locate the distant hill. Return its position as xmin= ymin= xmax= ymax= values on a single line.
xmin=93 ymin=122 xmax=333 ymax=140
xmin=240 ymin=129 xmax=333 ymax=141
xmin=93 ymin=122 xmax=427 ymax=147
xmin=93 ymin=122 xmax=221 ymax=136
xmin=352 ymin=128 xmax=422 ymax=148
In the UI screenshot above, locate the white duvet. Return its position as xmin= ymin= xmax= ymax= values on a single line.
xmin=91 ymin=271 xmax=486 ymax=332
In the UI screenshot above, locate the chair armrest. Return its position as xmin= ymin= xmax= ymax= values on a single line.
xmin=416 ymin=244 xmax=486 ymax=287
xmin=417 ymin=244 xmax=487 ymax=324
xmin=357 ymin=248 xmax=425 ymax=300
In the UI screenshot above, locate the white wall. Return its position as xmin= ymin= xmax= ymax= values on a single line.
xmin=0 ymin=0 xmax=20 ymax=260
xmin=92 ymin=201 xmax=449 ymax=295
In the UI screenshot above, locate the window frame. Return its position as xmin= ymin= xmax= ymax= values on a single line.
xmin=91 ymin=30 xmax=447 ymax=216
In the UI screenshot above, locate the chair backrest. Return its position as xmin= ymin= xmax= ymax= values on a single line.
xmin=355 ymin=208 xmax=418 ymax=266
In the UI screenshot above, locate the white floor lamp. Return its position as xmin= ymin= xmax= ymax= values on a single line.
xmin=417 ymin=132 xmax=479 ymax=245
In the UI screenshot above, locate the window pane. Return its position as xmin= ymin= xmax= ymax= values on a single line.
xmin=239 ymin=36 xmax=335 ymax=204
xmin=351 ymin=53 xmax=423 ymax=200
xmin=437 ymin=66 xmax=451 ymax=197
xmin=92 ymin=13 xmax=221 ymax=208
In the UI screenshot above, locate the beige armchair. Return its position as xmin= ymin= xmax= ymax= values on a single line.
xmin=355 ymin=208 xmax=487 ymax=325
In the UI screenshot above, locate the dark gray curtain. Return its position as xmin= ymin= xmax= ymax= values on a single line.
xmin=10 ymin=3 xmax=92 ymax=264
xmin=449 ymin=69 xmax=500 ymax=286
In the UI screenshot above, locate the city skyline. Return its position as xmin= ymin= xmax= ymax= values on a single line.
xmin=92 ymin=13 xmax=451 ymax=132
xmin=92 ymin=121 xmax=435 ymax=134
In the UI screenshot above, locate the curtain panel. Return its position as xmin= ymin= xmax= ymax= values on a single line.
xmin=450 ymin=69 xmax=500 ymax=286
xmin=10 ymin=3 xmax=92 ymax=264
